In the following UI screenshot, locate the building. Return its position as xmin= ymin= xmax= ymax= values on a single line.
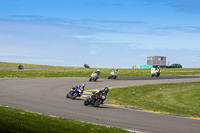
xmin=147 ymin=56 xmax=166 ymax=67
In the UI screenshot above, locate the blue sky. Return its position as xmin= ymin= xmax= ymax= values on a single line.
xmin=0 ymin=0 xmax=200 ymax=68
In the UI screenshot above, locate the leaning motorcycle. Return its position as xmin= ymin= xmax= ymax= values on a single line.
xmin=89 ymin=72 xmax=99 ymax=82
xmin=18 ymin=65 xmax=24 ymax=70
xmin=151 ymin=68 xmax=160 ymax=77
xmin=108 ymin=71 xmax=118 ymax=79
xmin=84 ymin=92 xmax=106 ymax=107
xmin=66 ymin=86 xmax=83 ymax=99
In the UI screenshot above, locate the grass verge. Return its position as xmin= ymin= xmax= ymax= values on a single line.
xmin=0 ymin=62 xmax=200 ymax=78
xmin=0 ymin=62 xmax=59 ymax=68
xmin=106 ymin=82 xmax=200 ymax=118
xmin=1 ymin=62 xmax=200 ymax=78
xmin=0 ymin=106 xmax=130 ymax=133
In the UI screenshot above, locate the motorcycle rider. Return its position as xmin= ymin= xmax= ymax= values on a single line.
xmin=156 ymin=66 xmax=160 ymax=72
xmin=18 ymin=64 xmax=23 ymax=69
xmin=114 ymin=68 xmax=119 ymax=75
xmin=95 ymin=69 xmax=100 ymax=76
xmin=81 ymin=83 xmax=85 ymax=90
xmin=91 ymin=87 xmax=109 ymax=104
xmin=70 ymin=83 xmax=85 ymax=92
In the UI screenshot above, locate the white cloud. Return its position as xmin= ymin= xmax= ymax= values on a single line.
xmin=126 ymin=43 xmax=144 ymax=49
xmin=91 ymin=45 xmax=100 ymax=49
xmin=89 ymin=50 xmax=98 ymax=55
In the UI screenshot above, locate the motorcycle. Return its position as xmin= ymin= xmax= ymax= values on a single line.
xmin=18 ymin=64 xmax=24 ymax=70
xmin=84 ymin=91 xmax=107 ymax=107
xmin=151 ymin=68 xmax=160 ymax=77
xmin=66 ymin=86 xmax=83 ymax=99
xmin=108 ymin=71 xmax=118 ymax=79
xmin=89 ymin=72 xmax=99 ymax=82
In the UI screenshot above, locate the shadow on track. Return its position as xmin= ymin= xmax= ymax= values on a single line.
xmin=66 ymin=98 xmax=84 ymax=101
xmin=85 ymin=105 xmax=112 ymax=109
xmin=88 ymin=80 xmax=104 ymax=82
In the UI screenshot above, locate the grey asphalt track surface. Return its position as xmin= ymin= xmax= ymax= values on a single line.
xmin=1 ymin=76 xmax=200 ymax=133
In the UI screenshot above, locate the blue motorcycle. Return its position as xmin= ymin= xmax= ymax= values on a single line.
xmin=66 ymin=86 xmax=83 ymax=99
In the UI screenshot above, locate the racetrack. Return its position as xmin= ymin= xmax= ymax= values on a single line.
xmin=1 ymin=76 xmax=200 ymax=133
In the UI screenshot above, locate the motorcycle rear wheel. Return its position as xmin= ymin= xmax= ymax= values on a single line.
xmin=156 ymin=73 xmax=160 ymax=77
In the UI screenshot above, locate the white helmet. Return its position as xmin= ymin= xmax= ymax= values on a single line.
xmin=81 ymin=84 xmax=85 ymax=87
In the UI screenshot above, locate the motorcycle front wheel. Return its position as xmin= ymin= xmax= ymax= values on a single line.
xmin=84 ymin=98 xmax=90 ymax=106
xmin=66 ymin=93 xmax=70 ymax=98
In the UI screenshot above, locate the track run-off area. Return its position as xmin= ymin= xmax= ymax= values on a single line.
xmin=1 ymin=75 xmax=200 ymax=133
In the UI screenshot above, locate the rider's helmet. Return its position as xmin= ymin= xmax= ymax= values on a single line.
xmin=104 ymin=87 xmax=109 ymax=93
xmin=81 ymin=84 xmax=85 ymax=90
xmin=157 ymin=66 xmax=160 ymax=69
xmin=96 ymin=69 xmax=100 ymax=74
xmin=116 ymin=68 xmax=118 ymax=71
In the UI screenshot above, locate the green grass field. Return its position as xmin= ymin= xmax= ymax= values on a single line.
xmin=0 ymin=62 xmax=59 ymax=68
xmin=1 ymin=62 xmax=200 ymax=131
xmin=0 ymin=106 xmax=130 ymax=133
xmin=1 ymin=62 xmax=200 ymax=78
xmin=106 ymin=82 xmax=200 ymax=118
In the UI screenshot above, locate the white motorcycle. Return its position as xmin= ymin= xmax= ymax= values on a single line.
xmin=151 ymin=68 xmax=160 ymax=77
xmin=89 ymin=72 xmax=99 ymax=81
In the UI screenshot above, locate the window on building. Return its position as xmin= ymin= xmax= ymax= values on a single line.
xmin=147 ymin=57 xmax=152 ymax=61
